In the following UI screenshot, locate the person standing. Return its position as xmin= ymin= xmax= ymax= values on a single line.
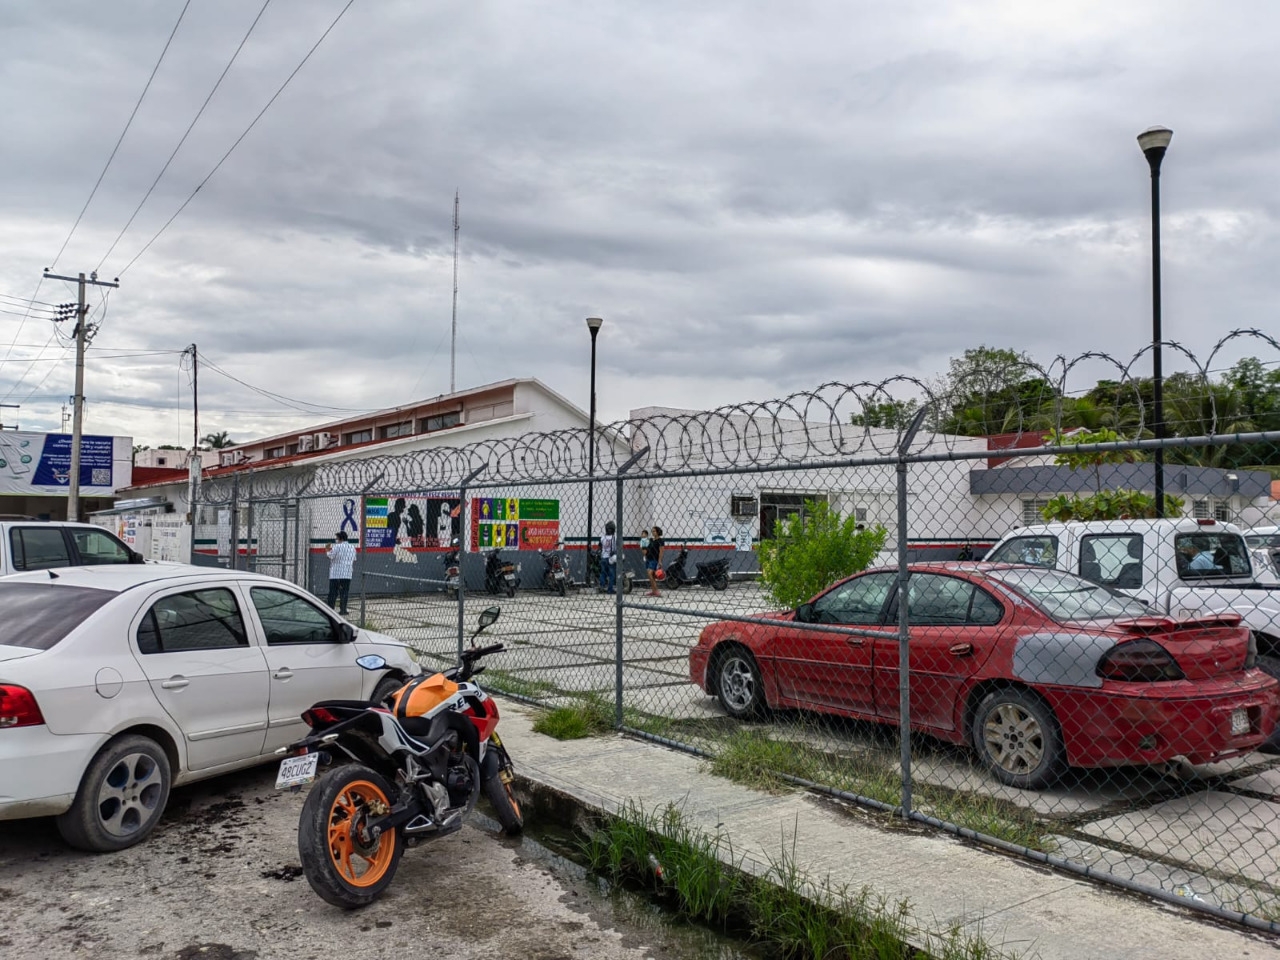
xmin=645 ymin=525 xmax=664 ymax=596
xmin=326 ymin=530 xmax=357 ymax=615
xmin=600 ymin=521 xmax=618 ymax=594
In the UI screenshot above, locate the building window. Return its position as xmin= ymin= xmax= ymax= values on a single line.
xmin=467 ymin=400 xmax=513 ymax=423
xmin=156 ymin=456 xmax=167 ymax=466
xmin=759 ymin=492 xmax=828 ymax=540
xmin=264 ymin=446 xmax=286 ymax=459
xmin=421 ymin=411 xmax=461 ymax=433
xmin=286 ymin=443 xmax=298 ymax=456
xmin=1196 ymin=499 xmax=1233 ymax=522
xmin=343 ymin=429 xmax=373 ymax=445
xmin=1192 ymin=499 xmax=1210 ymax=519
xmin=1022 ymin=499 xmax=1051 ymax=525
xmin=380 ymin=421 xmax=413 ymax=439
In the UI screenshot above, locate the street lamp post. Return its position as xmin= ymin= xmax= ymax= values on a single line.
xmin=585 ymin=317 xmax=603 ymax=571
xmin=1138 ymin=125 xmax=1172 ymax=518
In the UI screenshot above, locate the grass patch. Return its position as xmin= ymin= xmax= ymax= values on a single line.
xmin=583 ymin=801 xmax=1019 ymax=960
xmin=707 ymin=729 xmax=1051 ymax=852
xmin=483 ymin=669 xmax=561 ymax=702
xmin=620 ymin=706 xmax=677 ymax=739
xmin=532 ymin=693 xmax=614 ymax=740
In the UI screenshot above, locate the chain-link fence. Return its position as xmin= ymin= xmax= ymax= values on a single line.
xmin=195 ymin=334 xmax=1280 ymax=932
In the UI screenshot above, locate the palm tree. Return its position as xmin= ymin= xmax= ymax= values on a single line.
xmin=202 ymin=431 xmax=234 ymax=449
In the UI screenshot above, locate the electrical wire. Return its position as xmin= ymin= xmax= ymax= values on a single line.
xmin=200 ymin=355 xmax=371 ymax=413
xmin=95 ymin=0 xmax=274 ymax=273
xmin=114 ymin=0 xmax=358 ymax=278
xmin=0 ymin=293 xmax=63 ymax=309
xmin=48 ymin=0 xmax=193 ymax=273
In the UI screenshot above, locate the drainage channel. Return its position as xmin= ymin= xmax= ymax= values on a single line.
xmin=473 ymin=807 xmax=765 ymax=960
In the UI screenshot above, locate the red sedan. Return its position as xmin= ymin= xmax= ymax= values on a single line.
xmin=689 ymin=563 xmax=1279 ymax=788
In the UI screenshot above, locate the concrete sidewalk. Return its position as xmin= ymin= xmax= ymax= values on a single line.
xmin=498 ymin=703 xmax=1280 ymax=960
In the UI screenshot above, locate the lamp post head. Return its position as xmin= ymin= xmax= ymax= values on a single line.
xmin=586 ymin=316 xmax=603 ymax=336
xmin=1137 ymin=125 xmax=1173 ymax=173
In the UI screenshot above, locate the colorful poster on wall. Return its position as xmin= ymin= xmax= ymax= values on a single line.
xmin=0 ymin=431 xmax=132 ymax=495
xmin=364 ymin=495 xmax=461 ymax=552
xmin=471 ymin=498 xmax=560 ymax=550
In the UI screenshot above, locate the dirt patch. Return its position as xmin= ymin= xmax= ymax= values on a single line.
xmin=259 ymin=865 xmax=304 ymax=882
xmin=173 ymin=946 xmax=259 ymax=960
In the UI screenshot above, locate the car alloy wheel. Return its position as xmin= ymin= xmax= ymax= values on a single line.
xmin=973 ymin=688 xmax=1065 ymax=789
xmin=716 ymin=651 xmax=762 ymax=718
xmin=982 ymin=703 xmax=1045 ymax=777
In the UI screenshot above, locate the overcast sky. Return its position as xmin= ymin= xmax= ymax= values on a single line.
xmin=1 ymin=1 xmax=1277 ymax=447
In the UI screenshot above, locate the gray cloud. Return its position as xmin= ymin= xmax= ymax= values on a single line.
xmin=1 ymin=0 xmax=1278 ymax=448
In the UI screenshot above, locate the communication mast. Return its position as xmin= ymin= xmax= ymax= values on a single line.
xmin=450 ymin=191 xmax=459 ymax=395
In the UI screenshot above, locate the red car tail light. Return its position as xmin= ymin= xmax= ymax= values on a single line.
xmin=0 ymin=685 xmax=45 ymax=728
xmin=1097 ymin=639 xmax=1186 ymax=683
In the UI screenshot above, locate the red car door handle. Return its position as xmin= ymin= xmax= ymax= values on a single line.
xmin=845 ymin=637 xmax=865 ymax=647
xmin=949 ymin=643 xmax=974 ymax=656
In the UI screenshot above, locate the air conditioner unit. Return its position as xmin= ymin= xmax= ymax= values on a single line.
xmin=220 ymin=452 xmax=237 ymax=467
xmin=297 ymin=435 xmax=315 ymax=452
xmin=315 ymin=432 xmax=335 ymax=448
xmin=730 ymin=495 xmax=758 ymax=518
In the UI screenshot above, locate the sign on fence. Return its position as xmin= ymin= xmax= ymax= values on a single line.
xmin=471 ymin=497 xmax=561 ymax=550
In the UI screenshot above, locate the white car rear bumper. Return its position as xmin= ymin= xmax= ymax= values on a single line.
xmin=0 ymin=726 xmax=103 ymax=820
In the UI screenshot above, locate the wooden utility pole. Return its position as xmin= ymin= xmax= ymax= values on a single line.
xmin=43 ymin=269 xmax=119 ymax=520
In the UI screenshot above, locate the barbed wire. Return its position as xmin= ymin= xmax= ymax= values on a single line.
xmin=194 ymin=330 xmax=1280 ymax=504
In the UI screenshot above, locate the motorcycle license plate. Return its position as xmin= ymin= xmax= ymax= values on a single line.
xmin=276 ymin=753 xmax=319 ymax=789
xmin=1231 ymin=708 xmax=1250 ymax=737
xmin=554 ymin=571 xmax=565 ymax=579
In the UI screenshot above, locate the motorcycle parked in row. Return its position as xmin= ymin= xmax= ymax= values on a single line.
xmin=663 ymin=545 xmax=730 ymax=590
xmin=539 ymin=543 xmax=569 ymax=596
xmin=441 ymin=539 xmax=460 ymax=598
xmin=277 ymin=606 xmax=521 ymax=908
xmin=484 ymin=548 xmax=519 ymax=597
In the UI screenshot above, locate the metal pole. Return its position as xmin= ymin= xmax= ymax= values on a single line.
xmin=1139 ymin=127 xmax=1171 ymax=517
xmin=229 ymin=475 xmax=240 ymax=571
xmin=68 ymin=273 xmax=86 ymax=521
xmin=896 ymin=408 xmax=927 ymax=817
xmin=613 ymin=445 xmax=649 ymax=729
xmin=586 ymin=320 xmax=601 ymax=563
xmin=457 ymin=465 xmax=487 ymax=661
xmin=359 ymin=572 xmax=367 ymax=629
xmin=1150 ymin=165 xmax=1165 ymax=517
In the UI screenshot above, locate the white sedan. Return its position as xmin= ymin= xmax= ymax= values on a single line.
xmin=0 ymin=564 xmax=417 ymax=851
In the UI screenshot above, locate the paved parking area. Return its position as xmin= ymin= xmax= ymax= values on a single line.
xmin=357 ymin=583 xmax=1280 ymax=917
xmin=0 ymin=764 xmax=748 ymax=960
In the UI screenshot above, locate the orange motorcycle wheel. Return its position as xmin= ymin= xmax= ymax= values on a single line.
xmin=298 ymin=765 xmax=404 ymax=908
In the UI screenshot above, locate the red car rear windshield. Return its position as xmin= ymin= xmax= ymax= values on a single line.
xmin=988 ymin=567 xmax=1149 ymax=622
xmin=0 ymin=582 xmax=116 ymax=650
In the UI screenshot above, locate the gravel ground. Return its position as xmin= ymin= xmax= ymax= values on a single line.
xmin=0 ymin=763 xmax=746 ymax=960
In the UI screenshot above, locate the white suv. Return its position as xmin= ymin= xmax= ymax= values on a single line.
xmin=0 ymin=520 xmax=144 ymax=577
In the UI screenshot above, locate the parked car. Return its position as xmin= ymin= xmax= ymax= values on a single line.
xmin=0 ymin=519 xmax=144 ymax=577
xmin=1245 ymin=526 xmax=1280 ymax=581
xmin=689 ymin=562 xmax=1279 ymax=788
xmin=985 ymin=519 xmax=1280 ymax=669
xmin=0 ymin=565 xmax=417 ymax=851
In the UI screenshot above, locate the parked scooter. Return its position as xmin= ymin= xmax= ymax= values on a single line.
xmin=539 ymin=543 xmax=569 ymax=596
xmin=663 ymin=545 xmax=730 ymax=590
xmin=441 ymin=539 xmax=460 ymax=598
xmin=484 ymin=548 xmax=519 ymax=598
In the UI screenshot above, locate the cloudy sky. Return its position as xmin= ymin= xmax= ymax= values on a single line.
xmin=1 ymin=1 xmax=1277 ymax=446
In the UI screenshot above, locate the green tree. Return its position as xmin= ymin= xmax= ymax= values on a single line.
xmin=758 ymin=500 xmax=887 ymax=608
xmin=850 ymin=398 xmax=920 ymax=430
xmin=934 ymin=346 xmax=1060 ymax=436
xmin=202 ymin=431 xmax=234 ymax=449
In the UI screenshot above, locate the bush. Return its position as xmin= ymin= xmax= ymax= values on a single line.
xmin=759 ymin=500 xmax=887 ymax=608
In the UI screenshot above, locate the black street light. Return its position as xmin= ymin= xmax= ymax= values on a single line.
xmin=1138 ymin=125 xmax=1172 ymax=518
xmin=585 ymin=317 xmax=603 ymax=561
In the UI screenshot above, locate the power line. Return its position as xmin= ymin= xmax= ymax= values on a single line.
xmin=200 ymin=355 xmax=370 ymax=413
xmin=49 ymin=0 xmax=193 ymax=272
xmin=95 ymin=0 xmax=274 ymax=273
xmin=114 ymin=0 xmax=358 ymax=278
xmin=0 ymin=293 xmax=62 ymax=309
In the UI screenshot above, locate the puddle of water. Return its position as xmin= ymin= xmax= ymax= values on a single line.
xmin=472 ymin=810 xmax=764 ymax=960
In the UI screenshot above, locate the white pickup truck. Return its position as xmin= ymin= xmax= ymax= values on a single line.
xmin=985 ymin=518 xmax=1280 ymax=674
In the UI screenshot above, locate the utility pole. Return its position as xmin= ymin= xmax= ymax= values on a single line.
xmin=183 ymin=344 xmax=201 ymax=550
xmin=60 ymin=402 xmax=71 ymax=433
xmin=43 ymin=269 xmax=119 ymax=520
xmin=183 ymin=343 xmax=199 ymax=449
xmin=450 ymin=190 xmax=459 ymax=395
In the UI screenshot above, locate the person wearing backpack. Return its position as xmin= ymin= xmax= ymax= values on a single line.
xmin=599 ymin=520 xmax=618 ymax=594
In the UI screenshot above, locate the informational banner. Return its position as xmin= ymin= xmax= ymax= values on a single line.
xmin=471 ymin=497 xmax=561 ymax=550
xmin=0 ymin=431 xmax=132 ymax=495
xmin=703 ymin=518 xmax=734 ymax=544
xmin=735 ymin=522 xmax=754 ymax=552
xmin=365 ymin=495 xmax=461 ymax=550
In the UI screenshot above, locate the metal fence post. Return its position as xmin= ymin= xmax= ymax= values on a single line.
xmin=896 ymin=409 xmax=927 ymax=817
xmin=457 ymin=465 xmax=487 ymax=661
xmin=359 ymin=571 xmax=367 ymax=629
xmin=614 ymin=446 xmax=650 ymax=729
xmin=228 ymin=475 xmax=240 ymax=571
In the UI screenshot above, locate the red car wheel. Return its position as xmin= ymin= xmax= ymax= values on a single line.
xmin=972 ymin=688 xmax=1066 ymax=790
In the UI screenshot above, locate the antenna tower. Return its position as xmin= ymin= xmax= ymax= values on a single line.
xmin=450 ymin=191 xmax=459 ymax=394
